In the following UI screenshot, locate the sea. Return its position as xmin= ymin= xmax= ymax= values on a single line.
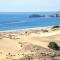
xmin=0 ymin=12 xmax=60 ymax=30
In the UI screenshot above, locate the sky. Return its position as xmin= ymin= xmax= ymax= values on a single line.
xmin=0 ymin=0 xmax=60 ymax=12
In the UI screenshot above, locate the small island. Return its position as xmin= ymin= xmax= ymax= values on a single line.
xmin=29 ymin=14 xmax=45 ymax=18
xmin=29 ymin=12 xmax=60 ymax=18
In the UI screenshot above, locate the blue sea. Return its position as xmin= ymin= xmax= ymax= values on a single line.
xmin=0 ymin=12 xmax=60 ymax=30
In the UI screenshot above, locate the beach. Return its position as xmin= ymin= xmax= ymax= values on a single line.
xmin=0 ymin=26 xmax=60 ymax=60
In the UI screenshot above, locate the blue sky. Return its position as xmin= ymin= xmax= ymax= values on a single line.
xmin=0 ymin=0 xmax=60 ymax=12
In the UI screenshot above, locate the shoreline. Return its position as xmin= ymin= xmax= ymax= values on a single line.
xmin=0 ymin=25 xmax=54 ymax=32
xmin=0 ymin=25 xmax=60 ymax=37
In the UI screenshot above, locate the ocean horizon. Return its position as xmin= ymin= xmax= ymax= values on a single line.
xmin=0 ymin=12 xmax=60 ymax=30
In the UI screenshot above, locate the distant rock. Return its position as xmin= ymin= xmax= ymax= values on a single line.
xmin=55 ymin=11 xmax=60 ymax=17
xmin=29 ymin=14 xmax=45 ymax=18
xmin=49 ymin=15 xmax=55 ymax=17
xmin=48 ymin=12 xmax=60 ymax=18
xmin=29 ymin=12 xmax=60 ymax=18
xmin=55 ymin=14 xmax=60 ymax=17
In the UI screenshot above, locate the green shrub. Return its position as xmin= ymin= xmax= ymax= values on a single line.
xmin=48 ymin=42 xmax=59 ymax=50
xmin=52 ymin=26 xmax=60 ymax=29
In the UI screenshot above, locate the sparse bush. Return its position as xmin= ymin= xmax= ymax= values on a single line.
xmin=48 ymin=42 xmax=59 ymax=50
xmin=52 ymin=26 xmax=60 ymax=29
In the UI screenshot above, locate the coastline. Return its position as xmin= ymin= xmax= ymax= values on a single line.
xmin=0 ymin=25 xmax=53 ymax=32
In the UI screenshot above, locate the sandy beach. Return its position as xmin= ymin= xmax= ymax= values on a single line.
xmin=0 ymin=26 xmax=60 ymax=60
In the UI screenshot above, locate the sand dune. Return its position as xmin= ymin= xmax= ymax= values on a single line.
xmin=0 ymin=26 xmax=60 ymax=60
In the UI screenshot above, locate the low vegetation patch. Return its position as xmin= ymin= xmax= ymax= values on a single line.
xmin=52 ymin=26 xmax=60 ymax=29
xmin=48 ymin=42 xmax=59 ymax=50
